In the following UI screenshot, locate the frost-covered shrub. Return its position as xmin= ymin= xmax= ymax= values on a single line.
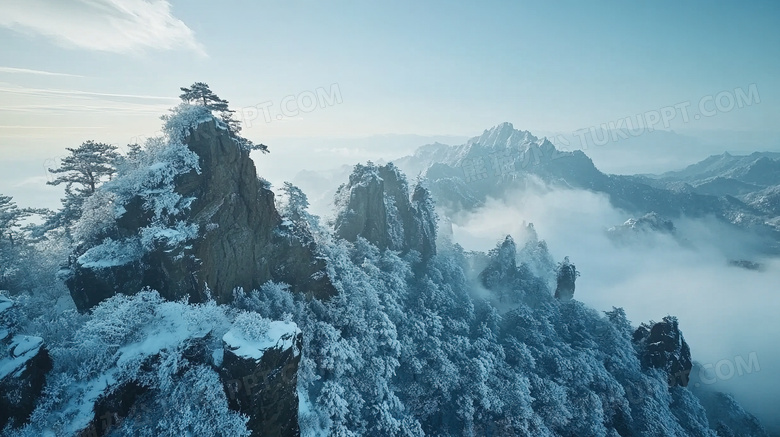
xmin=71 ymin=104 xmax=207 ymax=270
xmin=77 ymin=236 xmax=143 ymax=269
xmin=12 ymin=290 xmax=247 ymax=436
xmin=0 ymin=292 xmax=19 ymax=340
xmin=231 ymin=311 xmax=271 ymax=342
xmin=160 ymin=103 xmax=213 ymax=146
xmin=233 ymin=282 xmax=297 ymax=321
xmin=110 ymin=365 xmax=249 ymax=437
xmin=51 ymin=290 xmax=163 ymax=378
xmin=73 ymin=190 xmax=119 ymax=245
xmin=138 ymin=220 xmax=199 ymax=252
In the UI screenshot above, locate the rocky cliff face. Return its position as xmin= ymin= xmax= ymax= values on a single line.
xmin=334 ymin=162 xmax=437 ymax=259
xmin=0 ymin=296 xmax=52 ymax=429
xmin=407 ymin=184 xmax=438 ymax=260
xmin=220 ymin=321 xmax=302 ymax=437
xmin=633 ymin=316 xmax=693 ymax=387
xmin=67 ymin=118 xmax=334 ymax=311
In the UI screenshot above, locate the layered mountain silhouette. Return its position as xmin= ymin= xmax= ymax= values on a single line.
xmin=393 ymin=122 xmax=780 ymax=253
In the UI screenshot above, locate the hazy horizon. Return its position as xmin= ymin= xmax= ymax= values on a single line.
xmin=3 ymin=0 xmax=780 ymax=207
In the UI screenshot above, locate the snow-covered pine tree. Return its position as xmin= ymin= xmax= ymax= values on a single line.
xmin=280 ymin=182 xmax=315 ymax=229
xmin=44 ymin=141 xmax=120 ymax=239
xmin=0 ymin=195 xmax=28 ymax=240
xmin=179 ymin=82 xmax=230 ymax=112
xmin=46 ymin=140 xmax=119 ymax=197
xmin=0 ymin=195 xmax=29 ymax=288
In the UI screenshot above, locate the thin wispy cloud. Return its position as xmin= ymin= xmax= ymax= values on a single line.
xmin=0 ymin=84 xmax=178 ymax=101
xmin=0 ymin=83 xmax=176 ymax=120
xmin=0 ymin=104 xmax=170 ymax=115
xmin=0 ymin=67 xmax=84 ymax=77
xmin=0 ymin=0 xmax=205 ymax=56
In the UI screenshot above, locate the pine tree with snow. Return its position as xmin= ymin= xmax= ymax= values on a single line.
xmin=126 ymin=143 xmax=143 ymax=160
xmin=280 ymin=182 xmax=311 ymax=224
xmin=0 ymin=195 xmax=28 ymax=239
xmin=219 ymin=110 xmax=268 ymax=153
xmin=44 ymin=140 xmax=119 ymax=240
xmin=0 ymin=195 xmax=27 ymax=278
xmin=47 ymin=140 xmax=120 ymax=197
xmin=0 ymin=195 xmax=40 ymax=289
xmin=179 ymin=82 xmax=268 ymax=153
xmin=179 ymin=82 xmax=230 ymax=112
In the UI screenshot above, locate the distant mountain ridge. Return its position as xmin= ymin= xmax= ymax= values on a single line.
xmin=654 ymin=151 xmax=780 ymax=184
xmin=392 ymin=123 xmax=780 ymax=253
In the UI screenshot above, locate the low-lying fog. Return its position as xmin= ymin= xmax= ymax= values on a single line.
xmin=449 ymin=181 xmax=780 ymax=432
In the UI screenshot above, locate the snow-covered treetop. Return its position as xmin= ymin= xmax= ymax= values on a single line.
xmin=224 ymin=311 xmax=300 ymax=360
xmin=345 ymin=161 xmax=382 ymax=187
xmin=160 ymin=102 xmax=214 ymax=146
xmin=0 ymin=195 xmax=28 ymax=236
xmin=177 ymin=82 xmax=268 ymax=153
xmin=179 ymin=82 xmax=230 ymax=112
xmin=72 ymin=103 xmax=210 ymax=267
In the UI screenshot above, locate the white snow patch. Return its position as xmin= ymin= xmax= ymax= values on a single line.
xmin=63 ymin=370 xmax=118 ymax=435
xmin=77 ymin=237 xmax=142 ymax=269
xmin=223 ymin=321 xmax=300 ymax=361
xmin=116 ymin=301 xmax=209 ymax=368
xmin=212 ymin=348 xmax=224 ymax=367
xmin=0 ymin=335 xmax=43 ymax=380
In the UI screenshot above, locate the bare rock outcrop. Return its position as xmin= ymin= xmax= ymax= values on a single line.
xmin=334 ymin=162 xmax=437 ymax=259
xmin=554 ymin=256 xmax=578 ymax=301
xmin=633 ymin=316 xmax=693 ymax=387
xmin=220 ymin=321 xmax=303 ymax=437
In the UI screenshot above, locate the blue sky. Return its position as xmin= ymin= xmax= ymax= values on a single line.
xmin=1 ymin=0 xmax=779 ymax=205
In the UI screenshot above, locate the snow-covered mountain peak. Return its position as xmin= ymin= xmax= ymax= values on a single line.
xmin=467 ymin=122 xmax=539 ymax=151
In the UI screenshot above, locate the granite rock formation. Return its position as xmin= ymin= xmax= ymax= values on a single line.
xmin=66 ymin=118 xmax=335 ymax=311
xmin=220 ymin=321 xmax=303 ymax=437
xmin=334 ymin=162 xmax=437 ymax=260
xmin=633 ymin=316 xmax=693 ymax=387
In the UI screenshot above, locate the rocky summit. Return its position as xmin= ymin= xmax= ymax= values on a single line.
xmin=334 ymin=162 xmax=438 ymax=260
xmin=66 ymin=118 xmax=335 ymax=311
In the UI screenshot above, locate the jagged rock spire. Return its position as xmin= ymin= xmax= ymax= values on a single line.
xmin=334 ymin=162 xmax=438 ymax=260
